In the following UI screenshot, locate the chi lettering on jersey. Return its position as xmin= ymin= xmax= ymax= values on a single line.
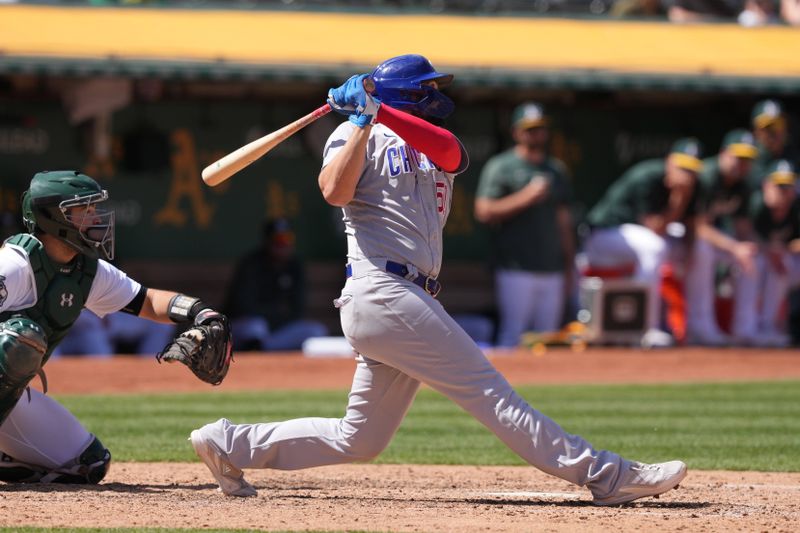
xmin=60 ymin=293 xmax=75 ymax=308
xmin=386 ymin=144 xmax=440 ymax=177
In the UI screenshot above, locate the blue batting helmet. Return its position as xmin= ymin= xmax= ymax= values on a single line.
xmin=371 ymin=54 xmax=455 ymax=119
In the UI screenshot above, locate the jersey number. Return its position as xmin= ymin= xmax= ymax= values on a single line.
xmin=436 ymin=181 xmax=447 ymax=214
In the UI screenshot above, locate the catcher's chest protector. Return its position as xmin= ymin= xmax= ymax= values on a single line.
xmin=0 ymin=234 xmax=96 ymax=362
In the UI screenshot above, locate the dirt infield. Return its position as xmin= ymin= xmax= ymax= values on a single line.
xmin=5 ymin=347 xmax=800 ymax=532
xmin=5 ymin=464 xmax=799 ymax=532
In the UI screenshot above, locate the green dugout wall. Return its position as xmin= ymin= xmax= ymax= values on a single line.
xmin=1 ymin=92 xmax=792 ymax=262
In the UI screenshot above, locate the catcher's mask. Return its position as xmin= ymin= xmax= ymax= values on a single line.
xmin=371 ymin=54 xmax=455 ymax=120
xmin=21 ymin=170 xmax=115 ymax=261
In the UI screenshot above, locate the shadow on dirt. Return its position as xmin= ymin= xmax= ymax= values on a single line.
xmin=0 ymin=482 xmax=714 ymax=511
xmin=461 ymin=498 xmax=711 ymax=509
xmin=254 ymin=490 xmax=712 ymax=510
xmin=0 ymin=481 xmax=218 ymax=493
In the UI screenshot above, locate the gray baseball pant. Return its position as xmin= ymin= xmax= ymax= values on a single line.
xmin=200 ymin=268 xmax=626 ymax=497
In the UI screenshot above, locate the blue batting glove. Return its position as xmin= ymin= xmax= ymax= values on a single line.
xmin=328 ymin=74 xmax=381 ymax=128
xmin=327 ymin=74 xmax=369 ymax=116
xmin=349 ymin=113 xmax=373 ymax=128
xmin=348 ymin=91 xmax=381 ymax=128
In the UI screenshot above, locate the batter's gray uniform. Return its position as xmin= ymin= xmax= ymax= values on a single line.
xmin=198 ymin=121 xmax=628 ymax=498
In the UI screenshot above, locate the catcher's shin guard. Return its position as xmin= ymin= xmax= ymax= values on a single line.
xmin=0 ymin=435 xmax=111 ymax=484
xmin=0 ymin=318 xmax=48 ymax=425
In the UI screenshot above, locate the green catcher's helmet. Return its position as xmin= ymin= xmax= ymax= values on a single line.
xmin=21 ymin=170 xmax=115 ymax=260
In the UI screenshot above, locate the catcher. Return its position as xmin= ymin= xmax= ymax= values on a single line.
xmin=0 ymin=170 xmax=232 ymax=485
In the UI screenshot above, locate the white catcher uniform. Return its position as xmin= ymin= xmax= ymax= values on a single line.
xmin=195 ymin=120 xmax=636 ymax=499
xmin=0 ymin=243 xmax=140 ymax=472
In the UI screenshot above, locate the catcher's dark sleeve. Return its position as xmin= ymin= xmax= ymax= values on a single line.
xmin=121 ymin=285 xmax=147 ymax=315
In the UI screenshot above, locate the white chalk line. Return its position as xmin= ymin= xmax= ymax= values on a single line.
xmin=482 ymin=491 xmax=582 ymax=500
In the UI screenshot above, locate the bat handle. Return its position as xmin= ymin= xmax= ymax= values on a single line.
xmin=312 ymin=103 xmax=333 ymax=119
xmin=363 ymin=76 xmax=376 ymax=94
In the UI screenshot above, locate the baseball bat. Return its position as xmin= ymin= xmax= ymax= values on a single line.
xmin=201 ymin=77 xmax=376 ymax=187
xmin=201 ymin=104 xmax=331 ymax=187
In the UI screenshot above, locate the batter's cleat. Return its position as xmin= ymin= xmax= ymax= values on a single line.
xmin=592 ymin=460 xmax=687 ymax=506
xmin=190 ymin=429 xmax=257 ymax=497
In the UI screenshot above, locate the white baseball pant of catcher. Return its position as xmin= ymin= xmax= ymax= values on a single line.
xmin=199 ymin=264 xmax=627 ymax=498
xmin=0 ymin=388 xmax=93 ymax=470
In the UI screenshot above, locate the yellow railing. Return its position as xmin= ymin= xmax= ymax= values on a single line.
xmin=1 ymin=5 xmax=799 ymax=78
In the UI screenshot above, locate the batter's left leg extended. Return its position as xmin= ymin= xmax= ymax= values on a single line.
xmin=192 ymin=352 xmax=420 ymax=495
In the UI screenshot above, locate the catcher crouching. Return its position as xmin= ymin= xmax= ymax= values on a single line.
xmin=0 ymin=170 xmax=233 ymax=485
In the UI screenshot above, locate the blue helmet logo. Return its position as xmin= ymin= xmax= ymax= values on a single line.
xmin=371 ymin=54 xmax=455 ymax=119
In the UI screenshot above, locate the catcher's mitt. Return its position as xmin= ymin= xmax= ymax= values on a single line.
xmin=156 ymin=309 xmax=233 ymax=385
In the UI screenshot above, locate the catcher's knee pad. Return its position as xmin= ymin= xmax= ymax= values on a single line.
xmin=51 ymin=435 xmax=112 ymax=484
xmin=0 ymin=317 xmax=47 ymax=424
xmin=0 ymin=435 xmax=111 ymax=485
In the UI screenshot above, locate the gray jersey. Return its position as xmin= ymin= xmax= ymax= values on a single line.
xmin=322 ymin=122 xmax=457 ymax=278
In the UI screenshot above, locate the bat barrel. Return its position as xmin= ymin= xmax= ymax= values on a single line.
xmin=201 ymin=103 xmax=332 ymax=187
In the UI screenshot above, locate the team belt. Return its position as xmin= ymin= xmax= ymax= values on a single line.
xmin=345 ymin=260 xmax=442 ymax=298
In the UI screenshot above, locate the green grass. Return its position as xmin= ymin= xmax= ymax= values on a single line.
xmin=55 ymin=380 xmax=800 ymax=472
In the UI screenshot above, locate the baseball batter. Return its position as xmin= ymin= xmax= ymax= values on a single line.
xmin=0 ymin=170 xmax=232 ymax=484
xmin=191 ymin=54 xmax=687 ymax=505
